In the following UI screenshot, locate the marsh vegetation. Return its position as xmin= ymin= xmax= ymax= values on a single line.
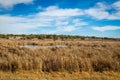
xmin=0 ymin=34 xmax=120 ymax=80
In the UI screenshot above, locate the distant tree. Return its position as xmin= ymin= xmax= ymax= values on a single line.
xmin=53 ymin=35 xmax=58 ymax=41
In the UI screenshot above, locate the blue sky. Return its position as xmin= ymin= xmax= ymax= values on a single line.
xmin=0 ymin=0 xmax=120 ymax=38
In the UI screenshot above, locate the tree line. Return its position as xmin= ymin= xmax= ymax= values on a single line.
xmin=0 ymin=34 xmax=119 ymax=41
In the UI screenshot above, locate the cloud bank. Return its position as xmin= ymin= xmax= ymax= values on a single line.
xmin=0 ymin=6 xmax=88 ymax=34
xmin=85 ymin=1 xmax=120 ymax=20
xmin=0 ymin=0 xmax=120 ymax=35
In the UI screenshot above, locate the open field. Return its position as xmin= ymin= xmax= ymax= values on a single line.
xmin=0 ymin=35 xmax=120 ymax=80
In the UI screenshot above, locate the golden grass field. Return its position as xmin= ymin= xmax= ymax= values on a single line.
xmin=0 ymin=71 xmax=120 ymax=80
xmin=0 ymin=37 xmax=120 ymax=80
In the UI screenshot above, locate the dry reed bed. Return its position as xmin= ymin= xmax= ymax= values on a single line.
xmin=0 ymin=39 xmax=120 ymax=73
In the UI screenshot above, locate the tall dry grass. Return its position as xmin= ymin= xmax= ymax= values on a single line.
xmin=0 ymin=38 xmax=120 ymax=73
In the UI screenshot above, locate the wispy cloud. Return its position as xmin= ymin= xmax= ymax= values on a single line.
xmin=0 ymin=6 xmax=88 ymax=34
xmin=0 ymin=0 xmax=33 ymax=9
xmin=92 ymin=26 xmax=120 ymax=32
xmin=113 ymin=0 xmax=120 ymax=10
xmin=38 ymin=6 xmax=84 ymax=17
xmin=85 ymin=1 xmax=120 ymax=20
xmin=72 ymin=19 xmax=88 ymax=26
xmin=56 ymin=26 xmax=77 ymax=32
xmin=0 ymin=0 xmax=120 ymax=35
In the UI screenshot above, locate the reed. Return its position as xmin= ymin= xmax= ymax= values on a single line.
xmin=0 ymin=38 xmax=120 ymax=73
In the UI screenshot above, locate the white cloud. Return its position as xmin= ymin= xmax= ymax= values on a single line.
xmin=85 ymin=1 xmax=120 ymax=20
xmin=0 ymin=6 xmax=88 ymax=34
xmin=112 ymin=0 xmax=120 ymax=10
xmin=85 ymin=2 xmax=109 ymax=20
xmin=50 ymin=26 xmax=77 ymax=34
xmin=0 ymin=0 xmax=33 ymax=8
xmin=92 ymin=26 xmax=120 ymax=32
xmin=96 ymin=2 xmax=108 ymax=10
xmin=0 ymin=14 xmax=57 ymax=34
xmin=55 ymin=21 xmax=69 ymax=26
xmin=85 ymin=8 xmax=109 ymax=20
xmin=72 ymin=19 xmax=88 ymax=26
xmin=38 ymin=6 xmax=84 ymax=17
xmin=1 ymin=0 xmax=120 ymax=34
xmin=61 ymin=26 xmax=76 ymax=32
xmin=45 ymin=6 xmax=58 ymax=11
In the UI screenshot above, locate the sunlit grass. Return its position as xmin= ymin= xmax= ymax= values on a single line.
xmin=0 ymin=38 xmax=120 ymax=80
xmin=0 ymin=71 xmax=120 ymax=80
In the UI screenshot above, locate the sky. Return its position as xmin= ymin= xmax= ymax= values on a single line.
xmin=0 ymin=0 xmax=120 ymax=38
